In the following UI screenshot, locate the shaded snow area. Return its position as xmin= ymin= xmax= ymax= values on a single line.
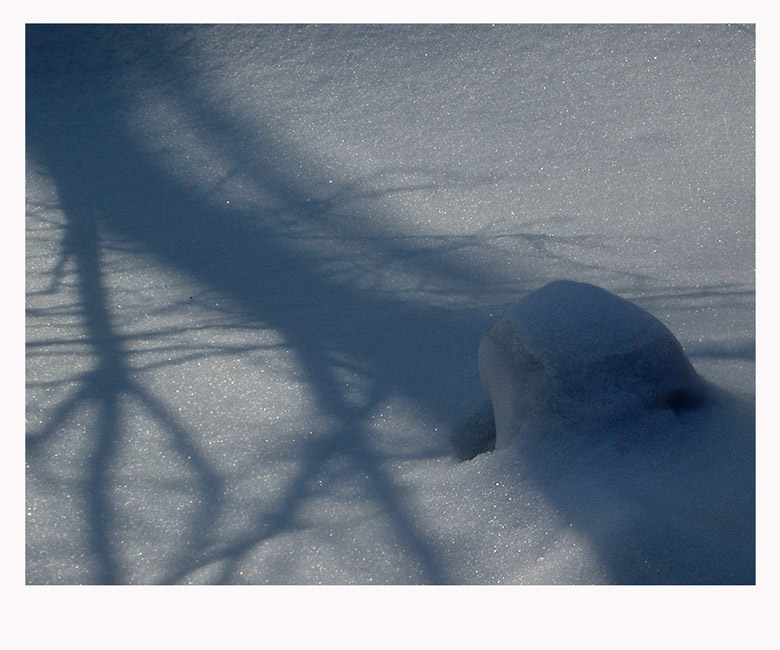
xmin=471 ymin=280 xmax=706 ymax=454
xmin=26 ymin=24 xmax=755 ymax=585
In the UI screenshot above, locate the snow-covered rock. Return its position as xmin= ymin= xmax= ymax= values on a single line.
xmin=25 ymin=25 xmax=754 ymax=588
xmin=476 ymin=281 xmax=705 ymax=451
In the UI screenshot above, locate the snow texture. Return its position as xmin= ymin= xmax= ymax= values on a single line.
xmin=26 ymin=24 xmax=754 ymax=584
xmin=475 ymin=280 xmax=704 ymax=450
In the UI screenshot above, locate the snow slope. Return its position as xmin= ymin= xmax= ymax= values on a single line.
xmin=25 ymin=24 xmax=754 ymax=584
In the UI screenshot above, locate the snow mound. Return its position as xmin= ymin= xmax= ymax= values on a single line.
xmin=474 ymin=281 xmax=704 ymax=451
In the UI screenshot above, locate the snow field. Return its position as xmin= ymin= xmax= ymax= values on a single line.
xmin=26 ymin=24 xmax=754 ymax=585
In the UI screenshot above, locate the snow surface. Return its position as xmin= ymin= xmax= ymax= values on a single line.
xmin=475 ymin=280 xmax=704 ymax=450
xmin=25 ymin=24 xmax=755 ymax=584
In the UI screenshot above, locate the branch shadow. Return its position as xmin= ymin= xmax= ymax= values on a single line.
xmin=26 ymin=25 xmax=754 ymax=584
xmin=27 ymin=24 xmax=508 ymax=584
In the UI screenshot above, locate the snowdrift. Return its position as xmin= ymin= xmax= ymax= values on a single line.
xmin=451 ymin=281 xmax=753 ymax=584
xmin=471 ymin=280 xmax=704 ymax=453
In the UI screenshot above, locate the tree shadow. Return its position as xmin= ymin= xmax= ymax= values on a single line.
xmin=26 ymin=25 xmax=754 ymax=584
xmin=27 ymin=24 xmax=511 ymax=584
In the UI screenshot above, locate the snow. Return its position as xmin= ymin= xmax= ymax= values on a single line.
xmin=25 ymin=24 xmax=755 ymax=585
xmin=474 ymin=280 xmax=704 ymax=450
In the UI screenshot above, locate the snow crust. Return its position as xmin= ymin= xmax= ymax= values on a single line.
xmin=25 ymin=24 xmax=754 ymax=585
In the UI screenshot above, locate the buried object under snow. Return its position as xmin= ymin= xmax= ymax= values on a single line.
xmin=456 ymin=281 xmax=705 ymax=459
